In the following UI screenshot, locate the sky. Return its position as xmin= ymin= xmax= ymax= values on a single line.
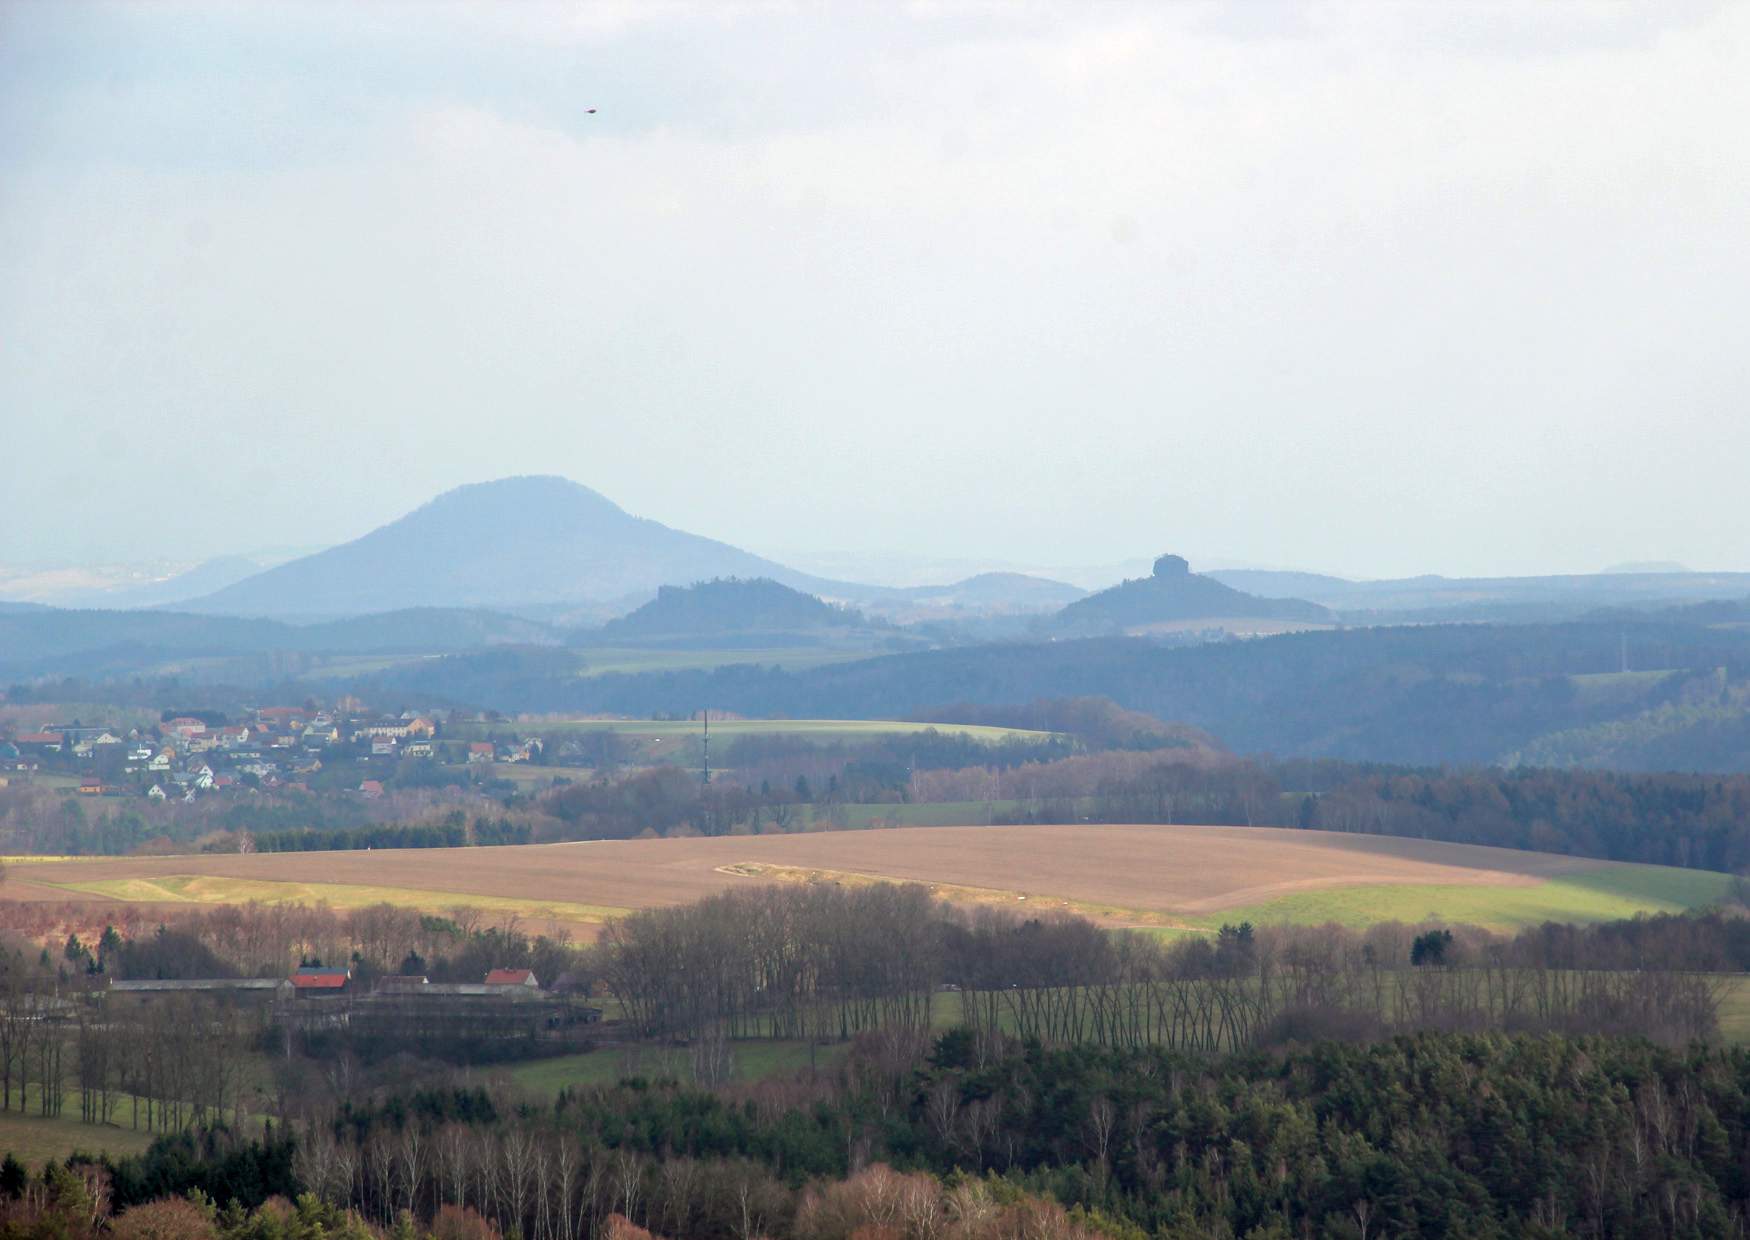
xmin=2 ymin=1 xmax=1748 ymax=580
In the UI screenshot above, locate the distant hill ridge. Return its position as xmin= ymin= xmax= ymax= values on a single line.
xmin=1049 ymin=554 xmax=1332 ymax=632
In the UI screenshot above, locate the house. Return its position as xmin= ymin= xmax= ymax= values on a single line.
xmin=484 ymin=968 xmax=540 ymax=990
xmin=467 ymin=742 xmax=495 ymax=763
xmin=77 ymin=778 xmax=106 ymax=796
xmin=147 ymin=784 xmax=167 ymax=801
xmin=72 ymin=731 xmax=123 ymax=757
xmin=15 ymin=732 xmax=63 ymax=753
xmin=186 ymin=763 xmax=214 ymax=790
xmin=358 ymin=779 xmax=384 ymax=799
xmin=404 ymin=741 xmax=435 ymax=759
xmin=370 ymin=737 xmax=398 ymax=757
xmin=290 ymin=966 xmax=351 ymax=996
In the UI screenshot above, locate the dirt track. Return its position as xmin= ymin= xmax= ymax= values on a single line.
xmin=2 ymin=824 xmax=1602 ymax=930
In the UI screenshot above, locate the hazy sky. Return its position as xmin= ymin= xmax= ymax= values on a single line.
xmin=3 ymin=1 xmax=1748 ymax=579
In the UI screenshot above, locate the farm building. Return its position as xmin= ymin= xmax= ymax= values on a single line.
xmin=484 ymin=968 xmax=540 ymax=989
xmin=290 ymin=966 xmax=352 ymax=996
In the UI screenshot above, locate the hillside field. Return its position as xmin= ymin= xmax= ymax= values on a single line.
xmin=1 ymin=824 xmax=1729 ymax=937
xmin=447 ymin=718 xmax=1056 ymax=742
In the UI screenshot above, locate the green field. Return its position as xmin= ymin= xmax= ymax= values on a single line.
xmin=451 ymin=718 xmax=1055 ymax=743
xmin=0 ymin=1110 xmax=155 ymax=1165
xmin=1187 ymin=864 xmax=1733 ymax=933
xmin=1566 ymin=668 xmax=1681 ymax=706
xmin=506 ymin=1039 xmax=854 ymax=1095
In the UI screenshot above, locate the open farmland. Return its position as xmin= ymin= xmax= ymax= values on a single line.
xmin=1 ymin=824 xmax=1728 ymax=937
xmin=447 ymin=717 xmax=1058 ymax=743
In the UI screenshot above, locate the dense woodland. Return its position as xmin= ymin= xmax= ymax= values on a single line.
xmin=12 ymin=1030 xmax=1750 ymax=1237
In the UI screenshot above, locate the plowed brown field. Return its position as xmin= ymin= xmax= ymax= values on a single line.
xmin=0 ymin=823 xmax=1631 ymax=936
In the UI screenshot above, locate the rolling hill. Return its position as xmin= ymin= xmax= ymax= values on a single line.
xmin=588 ymin=577 xmax=873 ymax=640
xmin=1047 ymin=554 xmax=1333 ymax=634
xmin=342 ymin=615 xmax=1750 ymax=770
xmin=3 ymin=824 xmax=1726 ymax=936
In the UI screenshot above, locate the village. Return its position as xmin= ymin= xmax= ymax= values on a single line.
xmin=0 ymin=703 xmax=545 ymax=803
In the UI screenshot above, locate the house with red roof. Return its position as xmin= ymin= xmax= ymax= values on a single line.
xmin=290 ymin=966 xmax=351 ymax=996
xmin=484 ymin=968 xmax=539 ymax=990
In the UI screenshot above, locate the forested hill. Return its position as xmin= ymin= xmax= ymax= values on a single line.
xmin=340 ymin=616 xmax=1750 ymax=769
xmin=1047 ymin=553 xmax=1331 ymax=632
xmin=586 ymin=577 xmax=869 ymax=639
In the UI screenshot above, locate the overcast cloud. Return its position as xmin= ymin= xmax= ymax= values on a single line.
xmin=2 ymin=1 xmax=1746 ymax=578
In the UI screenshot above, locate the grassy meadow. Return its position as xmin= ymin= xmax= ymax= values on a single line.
xmin=0 ymin=1110 xmax=155 ymax=1166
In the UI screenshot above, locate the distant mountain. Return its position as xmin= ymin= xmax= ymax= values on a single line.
xmin=181 ymin=477 xmax=823 ymax=619
xmin=872 ymin=572 xmax=1086 ymax=616
xmin=590 ymin=578 xmax=869 ymax=640
xmin=1212 ymin=566 xmax=1750 ymax=622
xmin=1047 ymin=555 xmax=1332 ymax=634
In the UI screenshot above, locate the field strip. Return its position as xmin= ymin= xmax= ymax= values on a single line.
xmin=1187 ymin=867 xmax=1732 ymax=932
xmin=3 ymin=825 xmax=1732 ymax=937
xmin=39 ymin=874 xmax=631 ymax=925
xmin=717 ymin=857 xmax=1731 ymax=934
xmin=713 ymin=860 xmax=1194 ymax=925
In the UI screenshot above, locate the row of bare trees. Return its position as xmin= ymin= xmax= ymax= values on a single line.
xmin=295 ymin=1120 xmax=799 ymax=1240
xmin=599 ymin=884 xmax=941 ymax=1042
xmin=597 ymin=886 xmax=1731 ymax=1054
